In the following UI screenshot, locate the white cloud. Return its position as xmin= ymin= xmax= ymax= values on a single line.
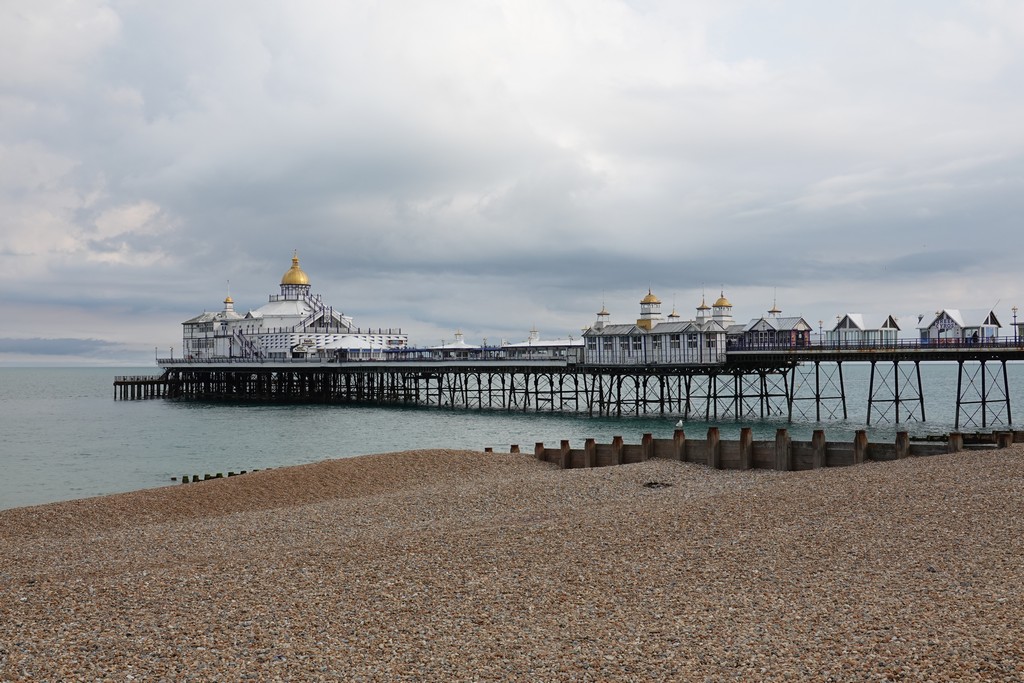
xmin=2 ymin=0 xmax=1024 ymax=363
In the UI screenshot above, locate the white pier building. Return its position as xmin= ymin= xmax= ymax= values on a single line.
xmin=181 ymin=254 xmax=408 ymax=361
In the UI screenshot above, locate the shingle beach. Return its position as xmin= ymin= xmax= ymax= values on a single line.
xmin=2 ymin=447 xmax=1022 ymax=681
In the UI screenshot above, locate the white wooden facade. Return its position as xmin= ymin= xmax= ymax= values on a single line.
xmin=182 ymin=254 xmax=408 ymax=361
xmin=827 ymin=314 xmax=900 ymax=345
xmin=582 ymin=292 xmax=732 ymax=365
xmin=918 ymin=309 xmax=1000 ymax=343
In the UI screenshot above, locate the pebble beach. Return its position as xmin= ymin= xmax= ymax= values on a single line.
xmin=2 ymin=446 xmax=1022 ymax=681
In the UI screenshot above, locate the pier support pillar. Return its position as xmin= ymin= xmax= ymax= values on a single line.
xmin=775 ymin=428 xmax=792 ymax=471
xmin=706 ymin=427 xmax=721 ymax=469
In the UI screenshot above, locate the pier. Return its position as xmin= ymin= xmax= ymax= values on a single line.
xmin=115 ymin=337 xmax=1024 ymax=430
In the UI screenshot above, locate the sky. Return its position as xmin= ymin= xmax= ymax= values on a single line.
xmin=2 ymin=0 xmax=1023 ymax=365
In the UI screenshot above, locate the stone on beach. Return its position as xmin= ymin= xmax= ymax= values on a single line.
xmin=1 ymin=447 xmax=1023 ymax=681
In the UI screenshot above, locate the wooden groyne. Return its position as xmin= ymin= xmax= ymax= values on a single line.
xmin=520 ymin=428 xmax=1022 ymax=472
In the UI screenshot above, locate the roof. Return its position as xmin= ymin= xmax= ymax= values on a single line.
xmin=640 ymin=290 xmax=661 ymax=305
xmin=281 ymin=254 xmax=310 ymax=286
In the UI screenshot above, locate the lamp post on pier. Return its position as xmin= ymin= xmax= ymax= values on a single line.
xmin=1014 ymin=306 xmax=1019 ymax=344
xmin=818 ymin=320 xmax=823 ymax=347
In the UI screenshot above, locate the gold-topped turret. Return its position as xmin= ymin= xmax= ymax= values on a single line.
xmin=640 ymin=289 xmax=661 ymax=305
xmin=281 ymin=252 xmax=310 ymax=286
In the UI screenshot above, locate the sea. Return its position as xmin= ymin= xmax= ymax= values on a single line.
xmin=2 ymin=363 xmax=1022 ymax=511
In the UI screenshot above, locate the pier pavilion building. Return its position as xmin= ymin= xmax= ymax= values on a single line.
xmin=582 ymin=291 xmax=734 ymax=365
xmin=735 ymin=304 xmax=813 ymax=348
xmin=918 ymin=309 xmax=1001 ymax=343
xmin=181 ymin=253 xmax=408 ymax=361
xmin=500 ymin=327 xmax=583 ymax=361
xmin=827 ymin=314 xmax=901 ymax=346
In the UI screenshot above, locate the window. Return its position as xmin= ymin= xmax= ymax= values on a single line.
xmin=687 ymin=334 xmax=698 ymax=349
xmin=670 ymin=335 xmax=681 ymax=349
xmin=620 ymin=338 xmax=630 ymax=352
xmin=632 ymin=338 xmax=643 ymax=352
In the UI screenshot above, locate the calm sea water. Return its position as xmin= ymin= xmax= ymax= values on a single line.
xmin=1 ymin=364 xmax=1022 ymax=510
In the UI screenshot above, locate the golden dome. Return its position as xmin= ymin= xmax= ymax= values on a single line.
xmin=224 ymin=295 xmax=234 ymax=304
xmin=714 ymin=293 xmax=732 ymax=308
xmin=640 ymin=289 xmax=661 ymax=305
xmin=281 ymin=253 xmax=310 ymax=286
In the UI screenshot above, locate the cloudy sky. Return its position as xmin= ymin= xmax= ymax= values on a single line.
xmin=2 ymin=0 xmax=1023 ymax=364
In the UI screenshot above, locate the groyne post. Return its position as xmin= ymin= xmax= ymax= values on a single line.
xmin=559 ymin=440 xmax=572 ymax=469
xmin=775 ymin=428 xmax=792 ymax=471
xmin=510 ymin=444 xmax=520 ymax=454
xmin=895 ymin=432 xmax=910 ymax=459
xmin=853 ymin=430 xmax=868 ymax=464
xmin=707 ymin=427 xmax=721 ymax=469
xmin=811 ymin=429 xmax=826 ymax=469
xmin=997 ymin=431 xmax=1014 ymax=449
xmin=739 ymin=427 xmax=753 ymax=470
xmin=673 ymin=429 xmax=686 ymax=461
xmin=612 ymin=436 xmax=624 ymax=465
xmin=584 ymin=438 xmax=596 ymax=468
xmin=947 ymin=433 xmax=963 ymax=453
xmin=641 ymin=433 xmax=653 ymax=462
xmin=534 ymin=442 xmax=545 ymax=461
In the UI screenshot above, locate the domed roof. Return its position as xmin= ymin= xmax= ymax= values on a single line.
xmin=281 ymin=253 xmax=310 ymax=286
xmin=714 ymin=293 xmax=732 ymax=308
xmin=640 ymin=289 xmax=661 ymax=305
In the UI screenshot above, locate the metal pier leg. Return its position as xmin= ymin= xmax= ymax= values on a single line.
xmin=814 ymin=361 xmax=822 ymax=422
xmin=867 ymin=361 xmax=876 ymax=425
xmin=955 ymin=360 xmax=964 ymax=431
xmin=838 ymin=362 xmax=848 ymax=419
xmin=786 ymin=367 xmax=795 ymax=422
xmin=1004 ymin=360 xmax=1012 ymax=425
xmin=981 ymin=361 xmax=988 ymax=428
xmin=915 ymin=360 xmax=925 ymax=422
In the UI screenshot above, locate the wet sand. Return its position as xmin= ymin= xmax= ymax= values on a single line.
xmin=2 ymin=447 xmax=1022 ymax=681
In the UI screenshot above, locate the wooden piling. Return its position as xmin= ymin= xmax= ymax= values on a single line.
xmin=584 ymin=438 xmax=596 ymax=468
xmin=706 ymin=427 xmax=721 ymax=469
xmin=775 ymin=428 xmax=791 ymax=471
xmin=853 ymin=430 xmax=868 ymax=464
xmin=738 ymin=427 xmax=753 ymax=470
xmin=641 ymin=433 xmax=653 ymax=462
xmin=895 ymin=432 xmax=910 ymax=459
xmin=611 ymin=436 xmax=624 ymax=465
xmin=947 ymin=433 xmax=963 ymax=453
xmin=673 ymin=429 xmax=686 ymax=461
xmin=811 ymin=430 xmax=826 ymax=469
xmin=559 ymin=440 xmax=572 ymax=469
